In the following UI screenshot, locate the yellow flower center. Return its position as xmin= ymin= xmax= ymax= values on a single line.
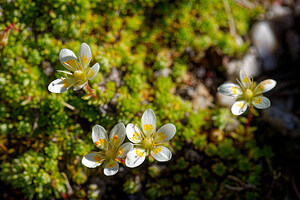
xmin=73 ymin=70 xmax=85 ymax=81
xmin=105 ymin=149 xmax=117 ymax=160
xmin=142 ymin=137 xmax=154 ymax=150
xmin=245 ymin=89 xmax=253 ymax=99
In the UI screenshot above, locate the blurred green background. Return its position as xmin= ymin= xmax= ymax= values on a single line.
xmin=0 ymin=0 xmax=298 ymax=199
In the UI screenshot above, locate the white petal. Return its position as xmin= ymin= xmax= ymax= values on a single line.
xmin=217 ymin=83 xmax=242 ymax=97
xmin=82 ymin=152 xmax=103 ymax=168
xmin=155 ymin=124 xmax=176 ymax=143
xmin=141 ymin=109 xmax=156 ymax=136
xmin=252 ymin=96 xmax=270 ymax=109
xmin=125 ymin=148 xmax=146 ymax=168
xmin=59 ymin=49 xmax=78 ymax=71
xmin=231 ymin=101 xmax=248 ymax=115
xmin=239 ymin=70 xmax=251 ymax=88
xmin=118 ymin=142 xmax=134 ymax=158
xmin=150 ymin=146 xmax=172 ymax=162
xmin=79 ymin=43 xmax=92 ymax=69
xmin=109 ymin=123 xmax=126 ymax=147
xmin=48 ymin=79 xmax=68 ymax=93
xmin=88 ymin=63 xmax=100 ymax=80
xmin=92 ymin=125 xmax=108 ymax=150
xmin=73 ymin=82 xmax=87 ymax=91
xmin=254 ymin=79 xmax=276 ymax=94
xmin=103 ymin=161 xmax=119 ymax=176
xmin=126 ymin=123 xmax=143 ymax=143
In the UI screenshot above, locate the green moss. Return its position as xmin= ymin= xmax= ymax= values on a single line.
xmin=0 ymin=151 xmax=66 ymax=199
xmin=123 ymin=180 xmax=138 ymax=194
xmin=0 ymin=0 xmax=278 ymax=199
xmin=212 ymin=162 xmax=227 ymax=176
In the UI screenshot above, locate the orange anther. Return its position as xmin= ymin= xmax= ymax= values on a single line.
xmin=118 ymin=150 xmax=122 ymax=156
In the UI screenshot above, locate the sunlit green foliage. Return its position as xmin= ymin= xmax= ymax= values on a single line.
xmin=0 ymin=0 xmax=277 ymax=199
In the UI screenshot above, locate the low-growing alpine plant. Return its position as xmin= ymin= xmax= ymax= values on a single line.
xmin=218 ymin=70 xmax=276 ymax=115
xmin=48 ymin=43 xmax=100 ymax=93
xmin=82 ymin=123 xmax=133 ymax=176
xmin=125 ymin=109 xmax=176 ymax=168
xmin=82 ymin=110 xmax=176 ymax=174
xmin=2 ymin=0 xmax=285 ymax=198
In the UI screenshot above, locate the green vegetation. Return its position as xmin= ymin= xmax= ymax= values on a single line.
xmin=0 ymin=0 xmax=286 ymax=199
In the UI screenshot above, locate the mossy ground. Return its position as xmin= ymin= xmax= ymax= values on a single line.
xmin=0 ymin=0 xmax=299 ymax=199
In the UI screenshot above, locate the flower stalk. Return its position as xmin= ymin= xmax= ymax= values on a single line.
xmin=85 ymin=83 xmax=97 ymax=98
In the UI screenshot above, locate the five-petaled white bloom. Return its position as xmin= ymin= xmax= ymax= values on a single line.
xmin=125 ymin=109 xmax=176 ymax=168
xmin=82 ymin=123 xmax=133 ymax=176
xmin=48 ymin=43 xmax=100 ymax=93
xmin=218 ymin=70 xmax=276 ymax=115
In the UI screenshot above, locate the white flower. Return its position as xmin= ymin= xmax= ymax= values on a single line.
xmin=82 ymin=123 xmax=133 ymax=176
xmin=218 ymin=70 xmax=276 ymax=115
xmin=48 ymin=43 xmax=100 ymax=93
xmin=125 ymin=109 xmax=176 ymax=168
